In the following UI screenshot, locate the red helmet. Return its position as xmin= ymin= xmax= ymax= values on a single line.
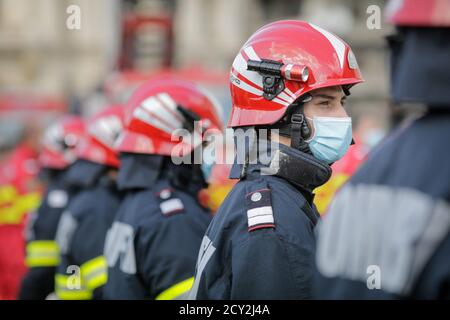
xmin=116 ymin=78 xmax=223 ymax=157
xmin=386 ymin=0 xmax=450 ymax=27
xmin=229 ymin=20 xmax=363 ymax=128
xmin=76 ymin=105 xmax=125 ymax=168
xmin=39 ymin=115 xmax=85 ymax=169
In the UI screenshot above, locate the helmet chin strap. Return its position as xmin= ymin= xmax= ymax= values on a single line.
xmin=282 ymin=94 xmax=314 ymax=154
xmin=289 ymin=110 xmax=311 ymax=154
xmin=269 ymin=104 xmax=313 ymax=155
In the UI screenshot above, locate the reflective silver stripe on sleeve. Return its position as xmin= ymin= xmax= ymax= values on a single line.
xmin=316 ymin=184 xmax=450 ymax=296
xmin=188 ymin=236 xmax=216 ymax=300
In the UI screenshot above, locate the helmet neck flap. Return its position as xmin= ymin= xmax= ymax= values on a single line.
xmin=230 ymin=130 xmax=332 ymax=200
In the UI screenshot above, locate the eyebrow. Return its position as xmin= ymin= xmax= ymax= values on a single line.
xmin=312 ymin=94 xmax=346 ymax=100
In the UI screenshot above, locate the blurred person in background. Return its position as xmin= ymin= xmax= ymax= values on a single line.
xmin=54 ymin=105 xmax=125 ymax=300
xmin=313 ymin=0 xmax=450 ymax=299
xmin=314 ymin=115 xmax=385 ymax=215
xmin=103 ymin=78 xmax=222 ymax=300
xmin=19 ymin=115 xmax=85 ymax=300
xmin=189 ymin=20 xmax=363 ymax=300
xmin=0 ymin=122 xmax=42 ymax=299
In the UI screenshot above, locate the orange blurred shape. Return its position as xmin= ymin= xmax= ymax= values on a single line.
xmin=314 ymin=140 xmax=368 ymax=215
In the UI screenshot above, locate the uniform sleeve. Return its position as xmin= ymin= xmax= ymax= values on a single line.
xmin=412 ymin=234 xmax=450 ymax=299
xmin=230 ymin=227 xmax=315 ymax=300
xmin=136 ymin=216 xmax=201 ymax=300
xmin=228 ymin=183 xmax=316 ymax=299
xmin=19 ymin=189 xmax=64 ymax=300
xmin=54 ymin=210 xmax=93 ymax=300
xmin=69 ymin=213 xmax=109 ymax=300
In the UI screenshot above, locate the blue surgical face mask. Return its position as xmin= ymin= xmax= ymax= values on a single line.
xmin=305 ymin=116 xmax=353 ymax=164
xmin=201 ymin=146 xmax=215 ymax=181
xmin=201 ymin=162 xmax=214 ymax=181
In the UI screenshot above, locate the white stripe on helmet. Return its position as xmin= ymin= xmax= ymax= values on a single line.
xmin=232 ymin=52 xmax=294 ymax=105
xmin=309 ymin=23 xmax=346 ymax=69
xmin=243 ymin=46 xmax=261 ymax=61
xmin=134 ymin=99 xmax=176 ymax=134
xmin=283 ymin=87 xmax=297 ymax=99
xmin=232 ymin=53 xmax=263 ymax=90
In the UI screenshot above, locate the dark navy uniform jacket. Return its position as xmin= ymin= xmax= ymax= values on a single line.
xmin=19 ymin=169 xmax=75 ymax=300
xmin=313 ymin=112 xmax=450 ymax=299
xmin=189 ymin=143 xmax=327 ymax=300
xmin=54 ymin=160 xmax=121 ymax=300
xmin=103 ymin=154 xmax=211 ymax=300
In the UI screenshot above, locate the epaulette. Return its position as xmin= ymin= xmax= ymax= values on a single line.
xmin=156 ymin=188 xmax=185 ymax=217
xmin=245 ymin=188 xmax=275 ymax=232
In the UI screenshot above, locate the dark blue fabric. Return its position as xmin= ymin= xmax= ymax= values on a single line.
xmin=391 ymin=28 xmax=450 ymax=108
xmin=63 ymin=159 xmax=107 ymax=188
xmin=192 ymin=141 xmax=322 ymax=299
xmin=313 ymin=113 xmax=450 ymax=299
xmin=103 ymin=157 xmax=211 ymax=299
xmin=19 ymin=170 xmax=76 ymax=300
xmin=352 ymin=113 xmax=450 ymax=202
xmin=56 ymin=174 xmax=121 ymax=300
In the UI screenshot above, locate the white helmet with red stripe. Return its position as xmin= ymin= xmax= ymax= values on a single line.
xmin=116 ymin=78 xmax=223 ymax=157
xmin=76 ymin=105 xmax=125 ymax=168
xmin=39 ymin=115 xmax=85 ymax=169
xmin=228 ymin=20 xmax=363 ymax=128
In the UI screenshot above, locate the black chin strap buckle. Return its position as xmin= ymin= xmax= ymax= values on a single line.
xmin=291 ymin=113 xmax=304 ymax=124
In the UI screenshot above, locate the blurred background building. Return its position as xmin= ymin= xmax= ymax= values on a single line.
xmin=0 ymin=0 xmax=391 ymax=151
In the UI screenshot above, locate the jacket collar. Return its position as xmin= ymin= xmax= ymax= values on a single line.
xmin=64 ymin=159 xmax=107 ymax=188
xmin=230 ymin=139 xmax=332 ymax=199
xmin=117 ymin=153 xmax=206 ymax=196
xmin=117 ymin=153 xmax=164 ymax=190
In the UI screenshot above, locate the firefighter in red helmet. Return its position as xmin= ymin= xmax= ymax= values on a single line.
xmin=19 ymin=115 xmax=84 ymax=300
xmin=102 ymin=78 xmax=223 ymax=299
xmin=189 ymin=20 xmax=363 ymax=299
xmin=54 ymin=105 xmax=125 ymax=299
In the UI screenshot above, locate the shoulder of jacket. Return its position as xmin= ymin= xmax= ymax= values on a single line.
xmin=244 ymin=180 xmax=275 ymax=233
xmin=46 ymin=189 xmax=69 ymax=209
xmin=155 ymin=187 xmax=185 ymax=217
